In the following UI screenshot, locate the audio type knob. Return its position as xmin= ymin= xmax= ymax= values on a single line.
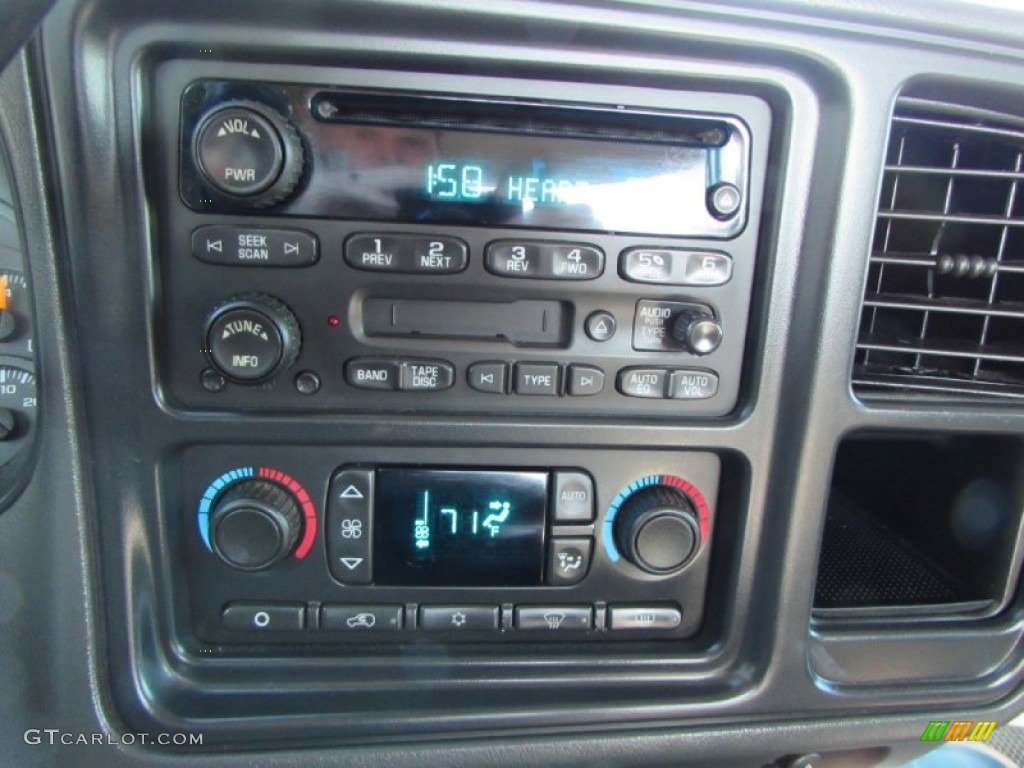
xmin=614 ymin=485 xmax=701 ymax=574
xmin=671 ymin=310 xmax=723 ymax=355
xmin=193 ymin=101 xmax=304 ymax=208
xmin=205 ymin=293 xmax=302 ymax=384
xmin=209 ymin=479 xmax=302 ymax=571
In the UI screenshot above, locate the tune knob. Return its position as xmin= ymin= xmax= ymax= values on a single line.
xmin=209 ymin=480 xmax=302 ymax=571
xmin=614 ymin=485 xmax=701 ymax=574
xmin=204 ymin=293 xmax=301 ymax=383
xmin=193 ymin=101 xmax=304 ymax=208
xmin=671 ymin=310 xmax=723 ymax=355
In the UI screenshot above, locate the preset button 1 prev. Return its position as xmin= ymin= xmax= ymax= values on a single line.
xmin=345 ymin=234 xmax=468 ymax=274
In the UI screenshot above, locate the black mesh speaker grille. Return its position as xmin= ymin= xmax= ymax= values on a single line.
xmin=815 ymin=493 xmax=967 ymax=608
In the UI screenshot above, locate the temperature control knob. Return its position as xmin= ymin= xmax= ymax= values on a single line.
xmin=209 ymin=480 xmax=302 ymax=571
xmin=671 ymin=310 xmax=723 ymax=355
xmin=193 ymin=101 xmax=304 ymax=208
xmin=615 ymin=485 xmax=701 ymax=574
xmin=205 ymin=293 xmax=301 ymax=383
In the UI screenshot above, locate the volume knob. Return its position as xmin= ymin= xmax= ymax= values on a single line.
xmin=209 ymin=480 xmax=302 ymax=571
xmin=194 ymin=100 xmax=304 ymax=209
xmin=205 ymin=293 xmax=301 ymax=383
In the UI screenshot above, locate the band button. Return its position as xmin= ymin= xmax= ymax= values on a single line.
xmin=345 ymin=358 xmax=399 ymax=390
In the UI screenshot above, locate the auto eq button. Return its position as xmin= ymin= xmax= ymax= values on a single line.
xmin=617 ymin=368 xmax=669 ymax=398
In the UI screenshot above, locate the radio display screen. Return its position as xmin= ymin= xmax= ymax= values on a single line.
xmin=374 ymin=469 xmax=547 ymax=586
xmin=307 ymin=93 xmax=747 ymax=236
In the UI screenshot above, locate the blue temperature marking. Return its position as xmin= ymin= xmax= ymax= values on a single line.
xmin=603 ymin=475 xmax=661 ymax=562
xmin=197 ymin=466 xmax=254 ymax=551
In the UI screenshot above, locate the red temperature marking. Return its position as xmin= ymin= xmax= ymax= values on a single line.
xmin=258 ymin=466 xmax=318 ymax=559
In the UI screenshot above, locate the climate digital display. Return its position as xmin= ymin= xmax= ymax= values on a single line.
xmin=374 ymin=469 xmax=547 ymax=586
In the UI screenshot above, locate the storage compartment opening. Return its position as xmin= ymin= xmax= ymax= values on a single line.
xmin=814 ymin=433 xmax=1024 ymax=617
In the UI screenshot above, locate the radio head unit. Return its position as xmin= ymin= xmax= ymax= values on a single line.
xmin=153 ymin=69 xmax=769 ymax=418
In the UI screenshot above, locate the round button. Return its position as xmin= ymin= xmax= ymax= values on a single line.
xmin=585 ymin=310 xmax=617 ymax=342
xmin=707 ymin=182 xmax=742 ymax=219
xmin=294 ymin=370 xmax=321 ymax=395
xmin=196 ymin=106 xmax=283 ymax=197
xmin=671 ymin=311 xmax=723 ymax=356
xmin=634 ymin=513 xmax=696 ymax=572
xmin=614 ymin=484 xmax=702 ymax=574
xmin=204 ymin=293 xmax=301 ymax=384
xmin=210 ymin=479 xmax=302 ymax=571
xmin=214 ymin=506 xmax=287 ymax=570
xmin=207 ymin=307 xmax=283 ymax=381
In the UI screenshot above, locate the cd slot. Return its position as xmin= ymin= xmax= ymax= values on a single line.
xmin=311 ymin=91 xmax=730 ymax=146
xmin=363 ymin=298 xmax=570 ymax=347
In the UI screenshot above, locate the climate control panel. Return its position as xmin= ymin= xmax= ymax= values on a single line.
xmin=178 ymin=446 xmax=720 ymax=644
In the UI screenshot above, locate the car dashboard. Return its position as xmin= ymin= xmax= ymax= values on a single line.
xmin=2 ymin=1 xmax=1024 ymax=766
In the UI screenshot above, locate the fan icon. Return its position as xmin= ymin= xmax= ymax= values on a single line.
xmin=450 ymin=611 xmax=467 ymax=628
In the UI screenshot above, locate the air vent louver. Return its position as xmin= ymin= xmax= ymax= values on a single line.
xmin=854 ymin=100 xmax=1024 ymax=399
